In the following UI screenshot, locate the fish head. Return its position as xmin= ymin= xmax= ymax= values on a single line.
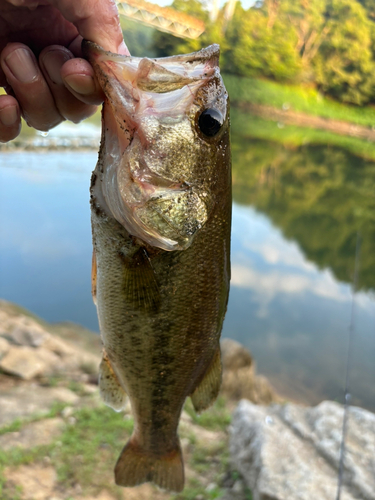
xmin=84 ymin=41 xmax=230 ymax=251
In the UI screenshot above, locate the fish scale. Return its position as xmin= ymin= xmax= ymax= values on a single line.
xmin=84 ymin=40 xmax=231 ymax=492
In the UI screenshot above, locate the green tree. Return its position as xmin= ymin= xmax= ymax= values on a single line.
xmin=231 ymin=130 xmax=375 ymax=292
xmin=280 ymin=0 xmax=329 ymax=71
xmin=313 ymin=0 xmax=375 ymax=104
xmin=358 ymin=0 xmax=375 ymax=21
xmin=225 ymin=4 xmax=302 ymax=80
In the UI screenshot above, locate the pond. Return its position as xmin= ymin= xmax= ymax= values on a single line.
xmin=1 ymin=113 xmax=374 ymax=411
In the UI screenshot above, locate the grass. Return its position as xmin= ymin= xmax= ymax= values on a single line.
xmin=183 ymin=397 xmax=231 ymax=431
xmin=173 ymin=481 xmax=224 ymax=500
xmin=231 ymin=109 xmax=375 ymax=161
xmin=53 ymin=405 xmax=133 ymax=496
xmin=0 ymin=401 xmax=70 ymax=499
xmin=0 ymin=395 xmax=245 ymax=500
xmin=0 ymin=404 xmax=133 ymax=499
xmin=224 ymin=74 xmax=375 ymax=127
xmin=0 ymin=402 xmax=68 ymax=436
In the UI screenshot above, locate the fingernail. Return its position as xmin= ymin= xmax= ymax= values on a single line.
xmin=64 ymin=74 xmax=95 ymax=95
xmin=0 ymin=105 xmax=18 ymax=126
xmin=42 ymin=50 xmax=72 ymax=85
xmin=5 ymin=48 xmax=38 ymax=83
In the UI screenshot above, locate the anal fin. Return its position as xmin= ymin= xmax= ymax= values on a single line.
xmin=190 ymin=347 xmax=222 ymax=413
xmin=99 ymin=351 xmax=127 ymax=412
xmin=115 ymin=437 xmax=184 ymax=492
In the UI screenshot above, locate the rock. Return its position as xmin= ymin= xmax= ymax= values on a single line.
xmin=0 ymin=308 xmax=14 ymax=334
xmin=220 ymin=339 xmax=279 ymax=404
xmin=0 ymin=417 xmax=65 ymax=450
xmin=0 ymin=385 xmax=80 ymax=426
xmin=0 ymin=336 xmax=10 ymax=358
xmin=0 ymin=345 xmax=61 ymax=379
xmin=221 ymin=338 xmax=253 ymax=371
xmin=232 ymin=479 xmax=245 ymax=495
xmin=206 ymin=482 xmax=217 ymax=492
xmin=42 ymin=334 xmax=75 ymax=356
xmin=218 ymin=471 xmax=249 ymax=500
xmin=230 ymin=400 xmax=375 ymax=500
xmin=4 ymin=464 xmax=57 ymax=500
xmin=61 ymin=406 xmax=74 ymax=418
xmin=9 ymin=317 xmax=50 ymax=347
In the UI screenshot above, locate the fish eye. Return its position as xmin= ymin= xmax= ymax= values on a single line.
xmin=198 ymin=108 xmax=223 ymax=137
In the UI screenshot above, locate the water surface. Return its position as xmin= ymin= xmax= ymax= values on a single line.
xmin=1 ymin=129 xmax=374 ymax=410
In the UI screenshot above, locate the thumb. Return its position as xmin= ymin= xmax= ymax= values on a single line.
xmin=49 ymin=0 xmax=130 ymax=54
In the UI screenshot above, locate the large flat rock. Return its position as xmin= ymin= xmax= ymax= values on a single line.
xmin=0 ymin=336 xmax=10 ymax=358
xmin=230 ymin=400 xmax=375 ymax=500
xmin=0 ymin=345 xmax=61 ymax=379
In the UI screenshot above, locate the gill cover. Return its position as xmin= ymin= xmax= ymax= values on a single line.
xmin=84 ymin=41 xmax=225 ymax=251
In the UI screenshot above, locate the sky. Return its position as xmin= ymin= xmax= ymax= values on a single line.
xmin=153 ymin=0 xmax=257 ymax=10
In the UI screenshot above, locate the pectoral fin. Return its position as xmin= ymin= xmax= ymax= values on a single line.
xmin=99 ymin=352 xmax=127 ymax=412
xmin=190 ymin=347 xmax=222 ymax=413
xmin=119 ymin=247 xmax=161 ymax=313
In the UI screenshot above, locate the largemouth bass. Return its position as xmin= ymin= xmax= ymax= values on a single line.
xmin=83 ymin=41 xmax=231 ymax=492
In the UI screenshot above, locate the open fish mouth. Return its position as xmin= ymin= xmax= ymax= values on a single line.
xmin=84 ymin=41 xmax=227 ymax=251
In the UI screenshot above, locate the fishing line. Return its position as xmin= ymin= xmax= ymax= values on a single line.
xmin=335 ymin=231 xmax=361 ymax=500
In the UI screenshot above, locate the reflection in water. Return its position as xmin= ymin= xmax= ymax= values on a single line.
xmin=223 ymin=205 xmax=375 ymax=409
xmin=231 ymin=132 xmax=375 ymax=291
xmin=229 ymin=131 xmax=375 ymax=409
xmin=0 ymin=145 xmax=374 ymax=410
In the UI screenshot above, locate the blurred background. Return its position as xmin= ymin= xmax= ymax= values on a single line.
xmin=1 ymin=1 xmax=375 ymax=499
xmin=1 ymin=0 xmax=375 ymax=411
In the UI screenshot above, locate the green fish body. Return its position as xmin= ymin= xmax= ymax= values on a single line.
xmin=84 ymin=41 xmax=231 ymax=492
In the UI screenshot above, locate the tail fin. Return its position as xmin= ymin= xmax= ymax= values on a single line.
xmin=115 ymin=437 xmax=184 ymax=492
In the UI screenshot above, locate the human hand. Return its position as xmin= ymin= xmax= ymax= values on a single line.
xmin=0 ymin=0 xmax=129 ymax=142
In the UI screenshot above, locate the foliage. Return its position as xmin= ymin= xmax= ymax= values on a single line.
xmin=145 ymin=0 xmax=375 ymax=105
xmin=53 ymin=406 xmax=133 ymax=493
xmin=231 ymin=135 xmax=375 ymax=292
xmin=225 ymin=4 xmax=301 ymax=80
xmin=224 ymin=74 xmax=375 ymax=126
xmin=313 ymin=0 xmax=375 ymax=104
xmin=152 ymin=0 xmax=210 ymax=57
xmin=0 ymin=396 xmax=233 ymax=499
xmin=231 ymin=108 xmax=375 ymax=161
xmin=184 ymin=397 xmax=231 ymax=431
